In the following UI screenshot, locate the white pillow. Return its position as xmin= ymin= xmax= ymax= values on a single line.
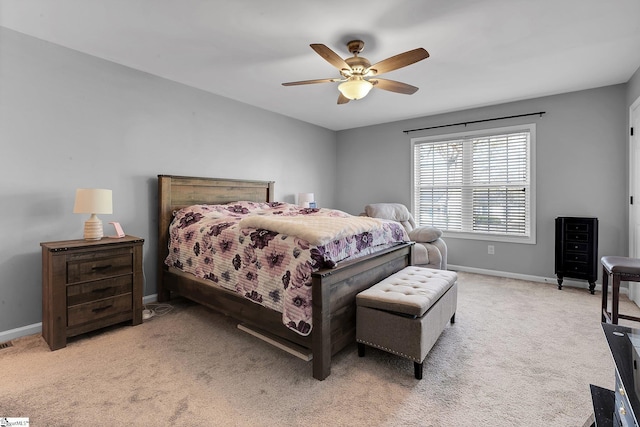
xmin=364 ymin=203 xmax=411 ymax=222
xmin=408 ymin=226 xmax=442 ymax=243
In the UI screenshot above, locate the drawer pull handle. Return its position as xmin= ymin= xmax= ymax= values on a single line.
xmin=91 ymin=287 xmax=112 ymax=293
xmin=91 ymin=264 xmax=112 ymax=272
xmin=92 ymin=305 xmax=113 ymax=313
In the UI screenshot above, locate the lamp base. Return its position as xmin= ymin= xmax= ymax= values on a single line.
xmin=83 ymin=215 xmax=103 ymax=241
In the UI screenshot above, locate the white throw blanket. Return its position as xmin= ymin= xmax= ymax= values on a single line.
xmin=238 ymin=215 xmax=384 ymax=246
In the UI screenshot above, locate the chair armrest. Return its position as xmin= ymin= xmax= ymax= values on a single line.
xmin=408 ymin=226 xmax=443 ymax=243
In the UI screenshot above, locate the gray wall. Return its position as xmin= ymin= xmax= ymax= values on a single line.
xmin=628 ymin=66 xmax=640 ymax=108
xmin=335 ymin=85 xmax=629 ymax=280
xmin=0 ymin=28 xmax=337 ymax=333
xmin=2 ymin=24 xmax=638 ymax=336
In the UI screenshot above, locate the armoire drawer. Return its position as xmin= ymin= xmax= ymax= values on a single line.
xmin=565 ymin=241 xmax=589 ymax=253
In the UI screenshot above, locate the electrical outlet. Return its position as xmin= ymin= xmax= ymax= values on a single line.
xmin=488 ymin=245 xmax=495 ymax=255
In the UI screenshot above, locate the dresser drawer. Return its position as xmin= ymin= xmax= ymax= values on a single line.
xmin=67 ymin=294 xmax=132 ymax=327
xmin=67 ymin=248 xmax=133 ymax=284
xmin=67 ymin=275 xmax=133 ymax=306
xmin=564 ymin=252 xmax=589 ymax=263
xmin=565 ymin=231 xmax=589 ymax=242
xmin=564 ymin=261 xmax=589 ymax=274
xmin=565 ymin=241 xmax=589 ymax=253
xmin=566 ymin=223 xmax=590 ymax=233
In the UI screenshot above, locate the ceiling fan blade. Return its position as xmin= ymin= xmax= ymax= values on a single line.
xmin=368 ymin=48 xmax=429 ymax=75
xmin=337 ymin=93 xmax=350 ymax=104
xmin=371 ymin=78 xmax=419 ymax=95
xmin=310 ymin=44 xmax=351 ymax=71
xmin=282 ymin=78 xmax=341 ymax=86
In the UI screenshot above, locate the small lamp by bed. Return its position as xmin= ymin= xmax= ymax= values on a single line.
xmin=298 ymin=192 xmax=315 ymax=208
xmin=73 ymin=188 xmax=113 ymax=240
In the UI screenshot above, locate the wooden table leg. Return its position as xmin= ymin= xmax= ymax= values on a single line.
xmin=612 ymin=273 xmax=620 ymax=325
xmin=601 ymin=266 xmax=609 ymax=323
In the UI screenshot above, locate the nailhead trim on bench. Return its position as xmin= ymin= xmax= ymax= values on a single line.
xmin=356 ymin=339 xmax=421 ymax=363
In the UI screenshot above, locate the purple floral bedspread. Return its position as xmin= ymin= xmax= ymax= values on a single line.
xmin=165 ymin=201 xmax=409 ymax=336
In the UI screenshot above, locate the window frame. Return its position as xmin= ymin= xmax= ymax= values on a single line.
xmin=410 ymin=123 xmax=536 ymax=244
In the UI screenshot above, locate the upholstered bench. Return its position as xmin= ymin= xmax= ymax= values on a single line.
xmin=356 ymin=266 xmax=458 ymax=379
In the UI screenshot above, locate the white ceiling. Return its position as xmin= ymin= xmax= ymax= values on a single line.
xmin=1 ymin=0 xmax=640 ymax=131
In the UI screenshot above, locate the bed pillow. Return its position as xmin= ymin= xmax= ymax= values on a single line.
xmin=408 ymin=226 xmax=442 ymax=243
xmin=364 ymin=203 xmax=411 ymax=222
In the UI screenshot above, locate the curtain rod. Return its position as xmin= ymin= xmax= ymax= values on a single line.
xmin=402 ymin=111 xmax=546 ymax=134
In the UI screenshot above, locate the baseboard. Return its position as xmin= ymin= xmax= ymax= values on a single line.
xmin=0 ymin=294 xmax=160 ymax=343
xmin=0 ymin=322 xmax=42 ymax=343
xmin=143 ymin=294 xmax=158 ymax=304
xmin=447 ymin=264 xmax=624 ymax=295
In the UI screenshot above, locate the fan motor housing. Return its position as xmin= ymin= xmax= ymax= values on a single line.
xmin=345 ymin=56 xmax=372 ymax=75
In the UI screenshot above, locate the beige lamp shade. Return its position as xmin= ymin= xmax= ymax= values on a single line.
xmin=298 ymin=192 xmax=315 ymax=208
xmin=73 ymin=189 xmax=113 ymax=240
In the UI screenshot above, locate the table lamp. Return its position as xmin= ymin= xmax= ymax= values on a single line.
xmin=73 ymin=188 xmax=113 ymax=240
xmin=298 ymin=193 xmax=315 ymax=208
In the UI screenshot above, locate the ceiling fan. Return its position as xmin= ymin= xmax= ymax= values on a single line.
xmin=282 ymin=40 xmax=429 ymax=104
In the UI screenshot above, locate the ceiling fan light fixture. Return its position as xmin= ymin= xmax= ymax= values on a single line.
xmin=338 ymin=79 xmax=373 ymax=100
xmin=282 ymin=41 xmax=429 ymax=104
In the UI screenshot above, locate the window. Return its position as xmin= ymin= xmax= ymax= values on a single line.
xmin=411 ymin=124 xmax=535 ymax=243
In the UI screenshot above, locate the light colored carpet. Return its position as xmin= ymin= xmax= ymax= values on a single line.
xmin=1 ymin=272 xmax=636 ymax=426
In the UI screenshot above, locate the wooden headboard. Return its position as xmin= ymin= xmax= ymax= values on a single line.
xmin=157 ymin=175 xmax=275 ymax=291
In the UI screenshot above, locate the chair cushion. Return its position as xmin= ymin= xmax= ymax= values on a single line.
xmin=356 ymin=266 xmax=457 ymax=317
xmin=601 ymin=256 xmax=640 ymax=275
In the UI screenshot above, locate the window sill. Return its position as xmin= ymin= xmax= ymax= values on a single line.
xmin=442 ymin=230 xmax=536 ymax=244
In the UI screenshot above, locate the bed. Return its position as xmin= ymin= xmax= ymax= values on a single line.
xmin=157 ymin=175 xmax=413 ymax=380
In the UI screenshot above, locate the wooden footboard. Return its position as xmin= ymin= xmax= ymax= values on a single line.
xmin=311 ymin=243 xmax=412 ymax=379
xmin=157 ymin=174 xmax=413 ymax=380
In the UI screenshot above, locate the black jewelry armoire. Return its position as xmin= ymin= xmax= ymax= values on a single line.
xmin=555 ymin=216 xmax=598 ymax=294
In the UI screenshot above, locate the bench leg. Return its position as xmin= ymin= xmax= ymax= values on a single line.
xmin=357 ymin=342 xmax=365 ymax=357
xmin=414 ymin=361 xmax=423 ymax=380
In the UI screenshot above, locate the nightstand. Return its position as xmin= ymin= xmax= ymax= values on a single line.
xmin=40 ymin=235 xmax=144 ymax=350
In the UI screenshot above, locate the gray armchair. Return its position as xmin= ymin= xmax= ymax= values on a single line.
xmin=364 ymin=203 xmax=447 ymax=270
